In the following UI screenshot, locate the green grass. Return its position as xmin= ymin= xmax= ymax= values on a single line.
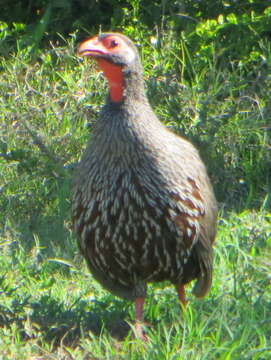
xmin=0 ymin=211 xmax=270 ymax=359
xmin=0 ymin=11 xmax=271 ymax=360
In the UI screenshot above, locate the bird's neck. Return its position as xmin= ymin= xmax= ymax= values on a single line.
xmin=97 ymin=59 xmax=124 ymax=102
xmin=97 ymin=59 xmax=146 ymax=104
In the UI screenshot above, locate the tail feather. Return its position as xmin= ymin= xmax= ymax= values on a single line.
xmin=192 ymin=238 xmax=213 ymax=298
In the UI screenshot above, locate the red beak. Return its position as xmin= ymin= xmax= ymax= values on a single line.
xmin=78 ymin=36 xmax=106 ymax=57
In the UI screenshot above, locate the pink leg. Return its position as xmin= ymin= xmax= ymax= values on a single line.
xmin=135 ymin=297 xmax=147 ymax=341
xmin=177 ymin=285 xmax=188 ymax=306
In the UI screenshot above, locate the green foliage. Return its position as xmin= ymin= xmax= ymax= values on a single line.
xmin=189 ymin=8 xmax=271 ymax=68
xmin=0 ymin=0 xmax=271 ymax=357
xmin=2 ymin=1 xmax=271 ymax=53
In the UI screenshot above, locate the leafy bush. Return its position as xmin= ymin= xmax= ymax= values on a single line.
xmin=1 ymin=1 xmax=271 ymax=49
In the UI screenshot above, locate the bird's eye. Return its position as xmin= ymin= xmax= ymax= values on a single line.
xmin=110 ymin=39 xmax=118 ymax=48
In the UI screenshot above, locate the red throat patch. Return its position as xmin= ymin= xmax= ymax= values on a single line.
xmin=96 ymin=59 xmax=124 ymax=103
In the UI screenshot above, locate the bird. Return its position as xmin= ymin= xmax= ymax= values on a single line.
xmin=72 ymin=32 xmax=217 ymax=340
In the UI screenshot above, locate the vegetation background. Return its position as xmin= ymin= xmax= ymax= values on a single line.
xmin=0 ymin=0 xmax=270 ymax=359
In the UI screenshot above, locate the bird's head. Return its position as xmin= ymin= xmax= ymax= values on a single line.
xmin=78 ymin=33 xmax=139 ymax=66
xmin=78 ymin=33 xmax=143 ymax=103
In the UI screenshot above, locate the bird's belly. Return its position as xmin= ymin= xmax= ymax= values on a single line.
xmin=73 ymin=166 xmax=200 ymax=289
xmin=78 ymin=202 xmax=187 ymax=287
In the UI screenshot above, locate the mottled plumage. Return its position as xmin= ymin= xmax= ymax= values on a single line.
xmin=72 ymin=33 xmax=217 ymax=339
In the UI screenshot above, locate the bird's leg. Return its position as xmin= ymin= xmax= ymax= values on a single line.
xmin=134 ymin=296 xmax=147 ymax=341
xmin=177 ymin=285 xmax=188 ymax=307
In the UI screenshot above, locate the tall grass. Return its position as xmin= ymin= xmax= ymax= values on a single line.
xmin=0 ymin=3 xmax=270 ymax=358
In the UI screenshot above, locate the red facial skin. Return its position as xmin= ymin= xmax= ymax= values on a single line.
xmin=78 ymin=35 xmax=126 ymax=102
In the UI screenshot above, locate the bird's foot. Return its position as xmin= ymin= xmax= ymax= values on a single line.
xmin=134 ymin=296 xmax=148 ymax=341
xmin=177 ymin=285 xmax=188 ymax=307
xmin=134 ymin=321 xmax=148 ymax=342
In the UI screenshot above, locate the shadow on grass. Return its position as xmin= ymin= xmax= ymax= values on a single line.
xmin=0 ymin=293 xmax=132 ymax=348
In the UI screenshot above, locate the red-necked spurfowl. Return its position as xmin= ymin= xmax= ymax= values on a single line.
xmin=72 ymin=33 xmax=217 ymax=340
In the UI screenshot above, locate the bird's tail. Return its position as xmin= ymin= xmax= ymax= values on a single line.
xmin=192 ymin=240 xmax=213 ymax=298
